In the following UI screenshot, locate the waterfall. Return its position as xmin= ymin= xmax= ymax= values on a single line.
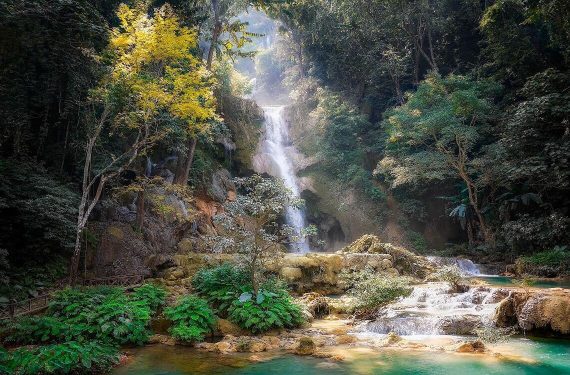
xmin=426 ymin=256 xmax=482 ymax=276
xmin=359 ymin=284 xmax=505 ymax=337
xmin=259 ymin=106 xmax=310 ymax=253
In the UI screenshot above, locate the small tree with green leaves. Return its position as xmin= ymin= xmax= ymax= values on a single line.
xmin=210 ymin=174 xmax=309 ymax=295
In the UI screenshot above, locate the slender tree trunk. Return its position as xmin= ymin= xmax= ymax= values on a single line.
xmin=206 ymin=0 xmax=221 ymax=70
xmin=174 ymin=137 xmax=197 ymax=185
xmin=458 ymin=167 xmax=494 ymax=246
xmin=427 ymin=28 xmax=439 ymax=73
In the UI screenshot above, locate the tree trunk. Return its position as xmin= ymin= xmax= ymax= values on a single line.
xmin=206 ymin=0 xmax=221 ymax=70
xmin=173 ymin=137 xmax=197 ymax=185
xmin=69 ymin=227 xmax=83 ymax=284
xmin=459 ymin=169 xmax=494 ymax=246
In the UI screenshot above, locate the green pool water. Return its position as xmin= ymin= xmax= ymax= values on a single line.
xmin=112 ymin=337 xmax=570 ymax=375
xmin=474 ymin=275 xmax=570 ymax=289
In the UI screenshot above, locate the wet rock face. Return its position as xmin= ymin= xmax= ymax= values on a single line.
xmin=494 ymin=290 xmax=570 ymax=335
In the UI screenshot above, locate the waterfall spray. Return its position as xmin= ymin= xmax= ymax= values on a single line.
xmin=260 ymin=106 xmax=310 ymax=253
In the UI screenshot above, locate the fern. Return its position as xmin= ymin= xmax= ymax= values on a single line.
xmin=164 ymin=295 xmax=216 ymax=343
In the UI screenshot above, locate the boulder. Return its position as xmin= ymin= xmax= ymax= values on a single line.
xmin=294 ymin=337 xmax=316 ymax=356
xmin=440 ymin=315 xmax=482 ymax=335
xmin=210 ymin=169 xmax=236 ymax=203
xmin=456 ymin=340 xmax=485 ymax=353
xmin=494 ymin=290 xmax=570 ymax=335
xmin=217 ymin=319 xmax=246 ymax=336
xmin=340 ymin=235 xmax=431 ymax=278
xmin=215 ymin=341 xmax=234 ymax=353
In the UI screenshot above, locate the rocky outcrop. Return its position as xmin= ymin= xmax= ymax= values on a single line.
xmin=494 ymin=289 xmax=570 ymax=335
xmin=456 ymin=340 xmax=486 ymax=353
xmin=153 ymin=250 xmax=421 ymax=295
xmin=340 ymin=235 xmax=432 ymax=278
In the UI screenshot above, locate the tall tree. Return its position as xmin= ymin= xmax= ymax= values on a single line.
xmin=377 ymin=74 xmax=500 ymax=245
xmin=70 ymin=4 xmax=217 ymax=280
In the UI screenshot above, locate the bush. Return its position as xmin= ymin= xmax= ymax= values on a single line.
xmin=3 ymin=316 xmax=80 ymax=345
xmin=4 ymin=341 xmax=119 ymax=375
xmin=164 ymin=296 xmax=216 ymax=343
xmin=48 ymin=287 xmax=151 ymax=345
xmin=341 ymin=267 xmax=413 ymax=310
xmin=228 ymin=288 xmax=304 ymax=334
xmin=192 ymin=264 xmax=250 ymax=315
xmin=131 ymin=283 xmax=167 ymax=313
xmin=433 ymin=265 xmax=464 ymax=291
xmin=3 ymin=286 xmax=157 ymax=348
xmin=351 ymin=276 xmax=412 ymax=310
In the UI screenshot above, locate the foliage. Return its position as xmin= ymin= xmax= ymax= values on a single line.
xmin=192 ymin=264 xmax=250 ymax=315
xmin=0 ymin=159 xmax=78 ymax=267
xmin=516 ymin=246 xmax=570 ymax=276
xmin=164 ymin=295 xmax=216 ymax=342
xmin=228 ymin=286 xmax=303 ymax=333
xmin=131 ymin=283 xmax=167 ymax=313
xmin=433 ymin=265 xmax=465 ymax=291
xmin=3 ymin=341 xmax=119 ymax=375
xmin=341 ymin=267 xmax=413 ymax=311
xmin=1 ymin=285 xmax=166 ymax=373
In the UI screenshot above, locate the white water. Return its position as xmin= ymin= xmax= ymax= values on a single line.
xmin=359 ymin=283 xmax=506 ymax=336
xmin=427 ymin=256 xmax=483 ymax=276
xmin=258 ymin=106 xmax=310 ymax=253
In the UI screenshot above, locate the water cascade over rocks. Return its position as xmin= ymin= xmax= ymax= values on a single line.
xmin=254 ymin=106 xmax=310 ymax=253
xmin=359 ymin=283 xmax=508 ymax=336
xmin=426 ymin=256 xmax=482 ymax=275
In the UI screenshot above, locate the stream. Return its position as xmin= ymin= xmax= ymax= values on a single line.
xmin=113 ymin=337 xmax=570 ymax=374
xmin=111 ymin=255 xmax=570 ymax=374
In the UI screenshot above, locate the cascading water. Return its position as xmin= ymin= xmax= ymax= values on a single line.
xmin=359 ymin=283 xmax=507 ymax=336
xmin=426 ymin=256 xmax=482 ymax=276
xmin=257 ymin=106 xmax=310 ymax=253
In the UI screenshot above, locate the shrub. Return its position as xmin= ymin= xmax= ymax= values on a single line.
xmin=228 ymin=288 xmax=304 ymax=334
xmin=341 ymin=267 xmax=413 ymax=310
xmin=131 ymin=283 xmax=167 ymax=313
xmin=351 ymin=276 xmax=412 ymax=310
xmin=192 ymin=264 xmax=250 ymax=315
xmin=4 ymin=341 xmax=119 ymax=375
xmin=514 ymin=246 xmax=570 ymax=277
xmin=3 ymin=287 xmax=156 ymax=347
xmin=48 ymin=287 xmax=152 ymax=345
xmin=433 ymin=265 xmax=464 ymax=291
xmin=3 ymin=316 xmax=80 ymax=345
xmin=164 ymin=296 xmax=216 ymax=343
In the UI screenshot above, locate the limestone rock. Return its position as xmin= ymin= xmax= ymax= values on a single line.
xmin=280 ymin=266 xmax=303 ymax=282
xmin=215 ymin=341 xmax=233 ymax=353
xmin=336 ymin=334 xmax=357 ymax=344
xmin=210 ymin=169 xmax=236 ymax=203
xmin=177 ymin=238 xmax=193 ymax=253
xmin=494 ymin=290 xmax=570 ymax=335
xmin=456 ymin=340 xmax=485 ymax=353
xmin=294 ymin=337 xmax=316 ymax=356
xmin=440 ymin=315 xmax=483 ymax=335
xmin=217 ymin=319 xmax=246 ymax=336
